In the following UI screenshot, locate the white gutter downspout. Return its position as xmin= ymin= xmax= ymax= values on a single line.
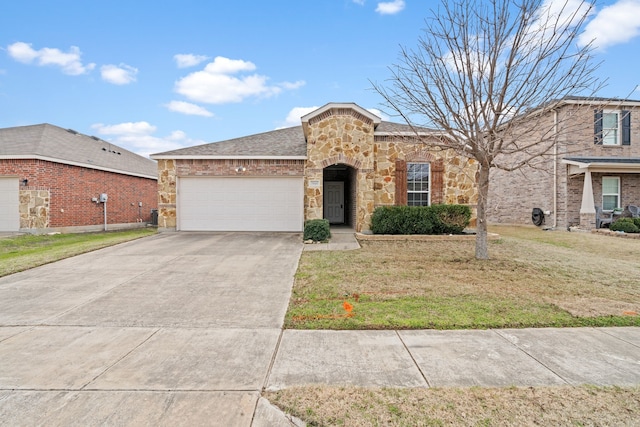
xmin=553 ymin=109 xmax=558 ymax=228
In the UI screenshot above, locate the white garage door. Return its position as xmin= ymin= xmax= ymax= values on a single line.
xmin=0 ymin=178 xmax=19 ymax=232
xmin=178 ymin=177 xmax=304 ymax=232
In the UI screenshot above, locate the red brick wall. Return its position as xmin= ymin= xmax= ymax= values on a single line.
xmin=0 ymin=159 xmax=157 ymax=228
xmin=176 ymin=159 xmax=305 ymax=176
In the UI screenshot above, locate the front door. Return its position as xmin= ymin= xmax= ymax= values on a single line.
xmin=325 ymin=181 xmax=344 ymax=224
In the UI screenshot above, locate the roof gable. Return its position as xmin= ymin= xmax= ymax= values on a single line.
xmin=0 ymin=124 xmax=157 ymax=179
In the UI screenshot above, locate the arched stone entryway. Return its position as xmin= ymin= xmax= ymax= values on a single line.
xmin=323 ymin=164 xmax=357 ymax=227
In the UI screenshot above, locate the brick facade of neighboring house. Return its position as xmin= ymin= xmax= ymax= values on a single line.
xmin=0 ymin=124 xmax=158 ymax=233
xmin=487 ymin=97 xmax=640 ymax=229
xmin=153 ymin=103 xmax=478 ymax=232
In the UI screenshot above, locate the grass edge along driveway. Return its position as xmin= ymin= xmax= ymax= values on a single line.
xmin=0 ymin=228 xmax=157 ymax=277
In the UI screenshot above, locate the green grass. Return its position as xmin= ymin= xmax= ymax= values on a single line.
xmin=286 ymin=294 xmax=640 ymax=330
xmin=285 ymin=226 xmax=640 ymax=330
xmin=0 ymin=228 xmax=157 ymax=277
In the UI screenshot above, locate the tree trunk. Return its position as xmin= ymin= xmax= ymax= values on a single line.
xmin=475 ymin=163 xmax=490 ymax=259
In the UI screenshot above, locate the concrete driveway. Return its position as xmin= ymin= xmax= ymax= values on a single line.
xmin=0 ymin=232 xmax=302 ymax=426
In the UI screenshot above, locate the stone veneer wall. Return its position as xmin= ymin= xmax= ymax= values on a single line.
xmin=156 ymin=158 xmax=305 ymax=229
xmin=373 ymin=139 xmax=478 ymax=209
xmin=304 ymin=110 xmax=478 ymax=232
xmin=304 ymin=111 xmax=377 ymax=232
xmin=19 ymin=188 xmax=50 ymax=229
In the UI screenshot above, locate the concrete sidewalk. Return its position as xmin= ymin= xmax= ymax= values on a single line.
xmin=265 ymin=327 xmax=640 ymax=391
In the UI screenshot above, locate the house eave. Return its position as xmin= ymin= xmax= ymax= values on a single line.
xmin=150 ymin=155 xmax=307 ymax=161
xmin=301 ymin=103 xmax=382 ymax=125
xmin=562 ymin=158 xmax=640 ymax=175
xmin=0 ymin=154 xmax=158 ymax=180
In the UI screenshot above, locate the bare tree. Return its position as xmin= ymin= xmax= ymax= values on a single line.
xmin=373 ymin=0 xmax=600 ymax=259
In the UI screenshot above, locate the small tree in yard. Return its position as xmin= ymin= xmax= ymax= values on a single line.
xmin=373 ymin=0 xmax=600 ymax=259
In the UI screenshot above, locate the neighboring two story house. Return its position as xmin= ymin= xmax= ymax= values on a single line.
xmin=488 ymin=97 xmax=640 ymax=229
xmin=151 ymin=103 xmax=478 ymax=233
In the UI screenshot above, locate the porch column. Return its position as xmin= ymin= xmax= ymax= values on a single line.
xmin=580 ymin=169 xmax=595 ymax=213
xmin=579 ymin=169 xmax=596 ymax=229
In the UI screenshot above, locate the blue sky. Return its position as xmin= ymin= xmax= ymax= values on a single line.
xmin=1 ymin=0 xmax=639 ymax=158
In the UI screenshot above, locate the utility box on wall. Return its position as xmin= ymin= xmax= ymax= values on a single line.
xmin=99 ymin=193 xmax=108 ymax=203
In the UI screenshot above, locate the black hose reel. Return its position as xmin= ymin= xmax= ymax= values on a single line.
xmin=531 ymin=208 xmax=545 ymax=226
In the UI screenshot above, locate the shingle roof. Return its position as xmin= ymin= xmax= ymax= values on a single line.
xmin=153 ymin=126 xmax=307 ymax=158
xmin=375 ymin=121 xmax=440 ymax=134
xmin=151 ymin=121 xmax=441 ymax=158
xmin=564 ymin=157 xmax=640 ymax=164
xmin=0 ymin=124 xmax=157 ymax=179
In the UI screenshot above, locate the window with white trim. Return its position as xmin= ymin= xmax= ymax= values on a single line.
xmin=595 ymin=109 xmax=631 ymax=146
xmin=407 ymin=163 xmax=430 ymax=206
xmin=602 ymin=111 xmax=620 ymax=145
xmin=602 ymin=176 xmax=620 ymax=211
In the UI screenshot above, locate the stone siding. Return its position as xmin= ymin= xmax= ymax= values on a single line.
xmin=304 ymin=112 xmax=377 ymax=232
xmin=304 ymin=109 xmax=478 ymax=232
xmin=156 ymin=106 xmax=478 ymax=232
xmin=1 ymin=159 xmax=157 ymax=231
xmin=19 ymin=189 xmax=50 ymax=229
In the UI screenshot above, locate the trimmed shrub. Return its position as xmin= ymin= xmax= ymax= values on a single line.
xmin=304 ymin=219 xmax=331 ymax=241
xmin=610 ymin=218 xmax=640 ymax=233
xmin=371 ymin=204 xmax=471 ymax=235
xmin=429 ymin=204 xmax=472 ymax=234
xmin=634 ymin=218 xmax=640 ymax=229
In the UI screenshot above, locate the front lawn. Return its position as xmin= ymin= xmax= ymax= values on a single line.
xmin=266 ymin=385 xmax=640 ymax=426
xmin=0 ymin=228 xmax=157 ymax=277
xmin=285 ymin=226 xmax=640 ymax=329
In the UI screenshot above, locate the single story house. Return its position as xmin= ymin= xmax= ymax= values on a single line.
xmin=0 ymin=124 xmax=158 ymax=233
xmin=488 ymin=97 xmax=640 ymax=229
xmin=151 ymin=102 xmax=478 ymax=233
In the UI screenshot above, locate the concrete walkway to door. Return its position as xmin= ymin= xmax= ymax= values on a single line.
xmin=0 ymin=232 xmax=302 ymax=426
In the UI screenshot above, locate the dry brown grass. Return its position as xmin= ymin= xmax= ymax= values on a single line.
xmin=265 ymin=385 xmax=640 ymax=426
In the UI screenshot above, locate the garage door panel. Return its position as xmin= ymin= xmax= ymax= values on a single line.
xmin=178 ymin=177 xmax=303 ymax=232
xmin=0 ymin=178 xmax=19 ymax=232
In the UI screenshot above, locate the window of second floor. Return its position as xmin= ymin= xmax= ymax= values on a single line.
xmin=594 ymin=109 xmax=631 ymax=146
xmin=602 ymin=111 xmax=620 ymax=145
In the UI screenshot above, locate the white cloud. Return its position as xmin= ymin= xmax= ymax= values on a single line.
xmin=174 ymin=53 xmax=208 ymax=68
xmin=353 ymin=0 xmax=365 ymax=5
xmin=278 ymin=106 xmax=320 ymax=128
xmin=174 ymin=56 xmax=304 ymax=104
xmin=6 ymin=42 xmax=95 ymax=75
xmin=375 ymin=0 xmax=405 ymax=15
xmin=279 ymin=80 xmax=306 ymax=90
xmin=101 ymin=64 xmax=138 ymax=85
xmin=92 ymin=121 xmax=156 ymax=136
xmin=165 ymin=100 xmax=214 ymax=117
xmin=578 ymin=0 xmax=640 ymax=50
xmin=367 ymin=108 xmax=388 ymax=120
xmin=91 ymin=121 xmax=205 ymax=158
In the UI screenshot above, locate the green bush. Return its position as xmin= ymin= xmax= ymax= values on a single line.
xmin=371 ymin=204 xmax=471 ymax=235
xmin=428 ymin=204 xmax=472 ymax=234
xmin=304 ymin=219 xmax=331 ymax=241
xmin=610 ymin=218 xmax=640 ymax=233
xmin=634 ymin=218 xmax=640 ymax=229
